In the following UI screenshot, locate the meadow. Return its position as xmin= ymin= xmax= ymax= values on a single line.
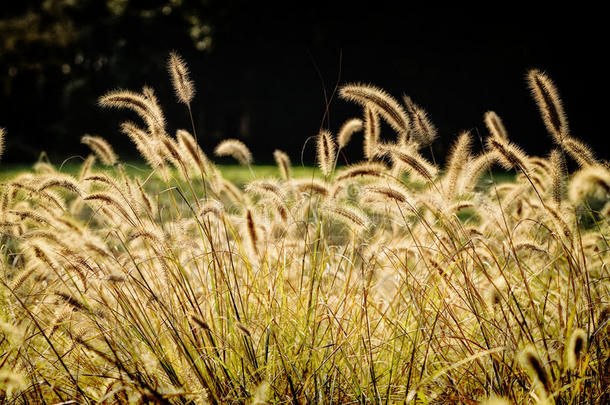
xmin=0 ymin=53 xmax=609 ymax=404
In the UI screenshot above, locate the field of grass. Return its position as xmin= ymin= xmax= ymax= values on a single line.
xmin=1 ymin=58 xmax=609 ymax=404
xmin=0 ymin=162 xmax=513 ymax=187
xmin=0 ymin=162 xmax=323 ymax=186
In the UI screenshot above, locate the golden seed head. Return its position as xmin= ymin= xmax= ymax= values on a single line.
xmin=316 ymin=129 xmax=335 ymax=177
xmin=337 ymin=118 xmax=363 ymax=149
xmin=273 ymin=149 xmax=292 ymax=180
xmin=527 ymin=69 xmax=569 ymax=143
xmin=484 ymin=111 xmax=508 ymax=141
xmin=0 ymin=127 xmax=5 ymax=161
xmin=214 ymin=139 xmax=253 ymax=166
xmin=403 ymin=95 xmax=437 ymax=146
xmin=566 ymin=328 xmax=587 ymax=370
xmin=81 ymin=135 xmax=118 ymax=166
xmin=168 ymin=51 xmax=195 ymax=105
xmin=520 ymin=346 xmax=552 ymax=395
xmin=340 ymin=83 xmax=410 ymax=135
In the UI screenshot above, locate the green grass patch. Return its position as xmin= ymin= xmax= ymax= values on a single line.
xmin=0 ymin=161 xmax=323 ymax=186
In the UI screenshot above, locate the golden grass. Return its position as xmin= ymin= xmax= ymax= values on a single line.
xmin=1 ymin=59 xmax=609 ymax=404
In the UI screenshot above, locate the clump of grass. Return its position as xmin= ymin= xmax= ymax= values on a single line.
xmin=1 ymin=57 xmax=609 ymax=404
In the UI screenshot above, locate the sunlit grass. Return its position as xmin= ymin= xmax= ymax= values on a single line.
xmin=1 ymin=58 xmax=608 ymax=404
xmin=0 ymin=162 xmax=322 ymax=184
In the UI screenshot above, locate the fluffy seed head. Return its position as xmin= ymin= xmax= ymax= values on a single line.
xmin=381 ymin=145 xmax=437 ymax=182
xmin=141 ymin=85 xmax=166 ymax=128
xmin=321 ymin=202 xmax=370 ymax=231
xmin=81 ymin=135 xmax=117 ymax=166
xmin=549 ymin=149 xmax=564 ymax=204
xmin=480 ymin=397 xmax=511 ymax=405
xmin=460 ymin=151 xmax=499 ymax=194
xmin=527 ymin=69 xmax=569 ymax=143
xmin=340 ymin=83 xmax=410 ymax=135
xmin=363 ymin=184 xmax=410 ymax=204
xmin=220 ymin=178 xmax=245 ymax=203
xmin=246 ymin=208 xmax=259 ymax=255
xmin=177 ymin=129 xmax=209 ymax=172
xmin=316 ymin=130 xmax=335 ymax=177
xmin=486 ymin=137 xmax=529 ymax=173
xmin=99 ymin=89 xmax=165 ymax=132
xmin=78 ymin=154 xmax=96 ymax=181
xmin=10 ymin=265 xmax=38 ymax=291
xmin=563 ymin=136 xmax=596 ymax=168
xmin=168 ymin=51 xmax=195 ymax=105
xmin=566 ymin=328 xmax=587 ymax=370
xmin=403 ymin=95 xmax=437 ymax=146
xmin=199 ymin=199 xmax=224 ymax=219
xmin=245 ymin=179 xmax=287 ymax=201
xmin=514 ymin=238 xmax=547 ymax=255
xmin=161 ymin=137 xmax=188 ymax=176
xmin=568 ymin=165 xmax=610 ymax=204
xmin=292 ymin=178 xmax=329 ymax=197
xmin=84 ymin=192 xmax=136 ymax=226
xmin=214 ymin=139 xmax=253 ymax=166
xmin=335 ymin=162 xmax=388 ymax=182
xmin=0 ymin=127 xmax=5 ymax=161
xmin=520 ymin=347 xmax=552 ymax=395
xmin=363 ymin=107 xmax=380 ymax=160
xmin=445 ymin=131 xmax=472 ymax=196
xmin=337 ymin=118 xmax=363 ymax=149
xmin=37 ymin=176 xmax=82 ymax=195
xmin=119 ymin=122 xmax=163 ymax=168
xmin=484 ymin=111 xmax=508 ymax=141
xmin=273 ymin=150 xmax=291 ymax=180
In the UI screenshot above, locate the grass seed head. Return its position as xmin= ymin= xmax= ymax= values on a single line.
xmin=273 ymin=149 xmax=292 ymax=180
xmin=340 ymin=83 xmax=410 ymax=135
xmin=527 ymin=69 xmax=569 ymax=143
xmin=549 ymin=149 xmax=564 ymax=204
xmin=484 ymin=111 xmax=508 ymax=141
xmin=334 ymin=162 xmax=387 ymax=182
xmin=246 ymin=208 xmax=260 ymax=255
xmin=321 ymin=202 xmax=370 ymax=232
xmin=568 ymin=165 xmax=610 ymax=205
xmin=445 ymin=131 xmax=472 ymax=196
xmin=520 ymin=346 xmax=552 ymax=395
xmin=486 ymin=137 xmax=530 ymax=173
xmin=564 ymin=136 xmax=597 ymax=168
xmin=403 ymin=95 xmax=437 ymax=146
xmin=99 ymin=89 xmax=165 ymax=133
xmin=316 ymin=129 xmax=335 ymax=177
xmin=566 ymin=328 xmax=587 ymax=370
xmin=168 ymin=51 xmax=195 ymax=105
xmin=382 ymin=144 xmax=437 ymax=182
xmin=0 ymin=127 xmax=5 ymax=161
xmin=81 ymin=135 xmax=118 ymax=166
xmin=337 ymin=118 xmax=363 ymax=149
xmin=363 ymin=106 xmax=381 ymax=159
xmin=214 ymin=139 xmax=253 ymax=166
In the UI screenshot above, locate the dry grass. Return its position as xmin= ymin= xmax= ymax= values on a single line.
xmin=1 ymin=57 xmax=609 ymax=404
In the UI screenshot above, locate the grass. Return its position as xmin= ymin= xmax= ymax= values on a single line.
xmin=0 ymin=162 xmax=323 ymax=185
xmin=1 ymin=57 xmax=609 ymax=404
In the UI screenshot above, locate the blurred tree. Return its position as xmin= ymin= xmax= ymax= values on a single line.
xmin=0 ymin=0 xmax=215 ymax=162
xmin=1 ymin=4 xmax=607 ymax=164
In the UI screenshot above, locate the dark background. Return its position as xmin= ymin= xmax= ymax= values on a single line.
xmin=1 ymin=1 xmax=607 ymax=165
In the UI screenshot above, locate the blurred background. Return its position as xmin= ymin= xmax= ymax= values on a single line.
xmin=1 ymin=1 xmax=607 ymax=165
